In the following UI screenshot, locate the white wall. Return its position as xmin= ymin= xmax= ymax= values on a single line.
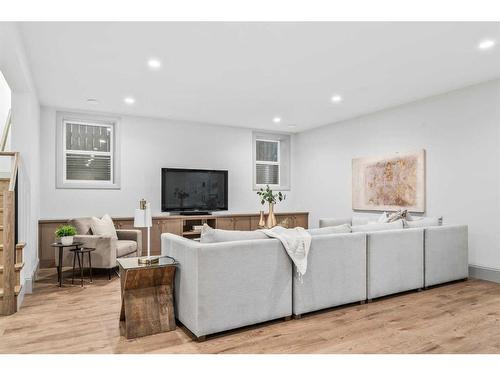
xmin=294 ymin=79 xmax=500 ymax=270
xmin=0 ymin=71 xmax=11 ymax=152
xmin=0 ymin=23 xmax=41 ymax=296
xmin=40 ymin=107 xmax=296 ymax=219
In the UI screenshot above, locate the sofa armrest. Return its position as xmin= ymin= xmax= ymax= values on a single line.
xmin=117 ymin=229 xmax=143 ymax=256
xmin=319 ymin=218 xmax=352 ymax=228
xmin=161 ymin=233 xmax=201 ymax=335
xmin=74 ymin=234 xmax=117 ymax=269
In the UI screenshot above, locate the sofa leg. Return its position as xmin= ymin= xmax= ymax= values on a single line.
xmin=293 ymin=314 xmax=302 ymax=320
xmin=367 ymin=299 xmax=373 ymax=303
xmin=360 ymin=300 xmax=366 ymax=305
xmin=284 ymin=316 xmax=292 ymax=322
xmin=197 ymin=336 xmax=206 ymax=342
xmin=108 ymin=268 xmax=112 ymax=280
xmin=417 ymin=288 xmax=423 ymax=292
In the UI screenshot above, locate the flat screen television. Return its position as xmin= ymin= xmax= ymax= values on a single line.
xmin=161 ymin=168 xmax=228 ymax=214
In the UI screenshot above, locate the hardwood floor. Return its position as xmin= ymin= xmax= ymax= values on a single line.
xmin=1 ymin=269 xmax=500 ymax=354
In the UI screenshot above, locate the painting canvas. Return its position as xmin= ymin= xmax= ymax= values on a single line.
xmin=352 ymin=150 xmax=425 ymax=212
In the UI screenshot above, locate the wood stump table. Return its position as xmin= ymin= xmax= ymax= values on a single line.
xmin=117 ymin=256 xmax=178 ymax=339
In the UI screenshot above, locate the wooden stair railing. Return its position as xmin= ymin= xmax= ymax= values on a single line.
xmin=0 ymin=151 xmax=24 ymax=315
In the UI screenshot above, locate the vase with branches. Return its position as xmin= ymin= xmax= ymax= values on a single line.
xmin=256 ymin=185 xmax=286 ymax=228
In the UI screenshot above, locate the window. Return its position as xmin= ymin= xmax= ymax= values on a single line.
xmin=255 ymin=139 xmax=280 ymax=185
xmin=56 ymin=112 xmax=120 ymax=189
xmin=253 ymin=132 xmax=290 ymax=190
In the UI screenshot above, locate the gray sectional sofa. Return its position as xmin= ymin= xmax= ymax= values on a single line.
xmin=161 ymin=218 xmax=468 ymax=340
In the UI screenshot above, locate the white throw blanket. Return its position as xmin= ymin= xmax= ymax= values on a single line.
xmin=260 ymin=226 xmax=312 ymax=278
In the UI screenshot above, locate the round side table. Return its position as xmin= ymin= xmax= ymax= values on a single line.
xmin=70 ymin=247 xmax=96 ymax=287
xmin=50 ymin=242 xmax=84 ymax=287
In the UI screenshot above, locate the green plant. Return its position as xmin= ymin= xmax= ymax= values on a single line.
xmin=256 ymin=185 xmax=286 ymax=205
xmin=55 ymin=225 xmax=77 ymax=238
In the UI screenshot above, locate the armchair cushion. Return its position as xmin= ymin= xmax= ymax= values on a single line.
xmin=116 ymin=240 xmax=137 ymax=257
xmin=116 ymin=229 xmax=142 ymax=256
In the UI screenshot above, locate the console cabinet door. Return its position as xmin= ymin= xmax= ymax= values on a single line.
xmin=149 ymin=220 xmax=162 ymax=256
xmin=294 ymin=214 xmax=309 ymax=229
xmin=162 ymin=219 xmax=183 ymax=236
xmin=234 ymin=217 xmax=251 ymax=231
xmin=216 ymin=217 xmax=234 ymax=230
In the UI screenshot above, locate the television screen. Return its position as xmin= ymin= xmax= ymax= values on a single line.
xmin=161 ymin=168 xmax=228 ymax=212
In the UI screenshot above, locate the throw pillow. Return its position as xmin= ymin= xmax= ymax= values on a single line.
xmin=200 ymin=224 xmax=269 ymax=243
xmin=308 ymin=224 xmax=351 ymax=236
xmin=69 ymin=217 xmax=93 ymax=235
xmin=387 ymin=209 xmax=408 ymax=223
xmin=351 ymin=220 xmax=403 ymax=233
xmin=404 ymin=217 xmax=443 ymax=228
xmin=90 ymin=214 xmax=118 ymax=239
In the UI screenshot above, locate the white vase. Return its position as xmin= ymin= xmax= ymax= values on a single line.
xmin=61 ymin=236 xmax=74 ymax=246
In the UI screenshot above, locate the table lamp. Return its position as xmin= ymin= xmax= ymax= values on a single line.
xmin=134 ymin=198 xmax=157 ymax=264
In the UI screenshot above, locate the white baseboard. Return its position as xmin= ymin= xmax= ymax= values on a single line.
xmin=469 ymin=265 xmax=500 ymax=284
xmin=17 ymin=259 xmax=39 ymax=310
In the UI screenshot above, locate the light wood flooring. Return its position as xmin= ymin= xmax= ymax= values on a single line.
xmin=1 ymin=269 xmax=500 ymax=354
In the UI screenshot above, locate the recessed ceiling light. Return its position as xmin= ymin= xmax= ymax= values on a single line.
xmin=124 ymin=97 xmax=135 ymax=105
xmin=331 ymin=95 xmax=343 ymax=103
xmin=86 ymin=98 xmax=99 ymax=105
xmin=478 ymin=39 xmax=496 ymax=50
xmin=273 ymin=117 xmax=281 ymax=123
xmin=147 ymin=58 xmax=162 ymax=70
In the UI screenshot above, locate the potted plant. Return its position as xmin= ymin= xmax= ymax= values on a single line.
xmin=256 ymin=185 xmax=286 ymax=228
xmin=55 ymin=225 xmax=77 ymax=246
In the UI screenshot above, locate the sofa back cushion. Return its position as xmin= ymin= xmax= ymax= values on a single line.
xmin=69 ymin=217 xmax=93 ymax=235
xmin=90 ymin=214 xmax=118 ymax=239
xmin=308 ymin=223 xmax=351 ymax=236
xmin=404 ymin=217 xmax=442 ymax=228
xmin=352 ymin=219 xmax=403 ymax=233
xmin=200 ymin=224 xmax=269 ymax=243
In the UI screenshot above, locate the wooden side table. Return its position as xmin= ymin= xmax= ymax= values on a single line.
xmin=117 ymin=256 xmax=178 ymax=339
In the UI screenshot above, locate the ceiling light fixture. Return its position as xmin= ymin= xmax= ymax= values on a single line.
xmin=147 ymin=58 xmax=162 ymax=70
xmin=331 ymin=95 xmax=343 ymax=103
xmin=124 ymin=97 xmax=135 ymax=105
xmin=86 ymin=98 xmax=99 ymax=105
xmin=478 ymin=39 xmax=496 ymax=50
xmin=273 ymin=117 xmax=281 ymax=123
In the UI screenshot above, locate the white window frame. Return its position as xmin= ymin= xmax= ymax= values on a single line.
xmin=254 ymin=139 xmax=281 ymax=188
xmin=56 ymin=112 xmax=121 ymax=189
xmin=253 ymin=131 xmax=291 ymax=191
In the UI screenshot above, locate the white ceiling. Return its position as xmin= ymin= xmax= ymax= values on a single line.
xmin=19 ymin=22 xmax=500 ymax=132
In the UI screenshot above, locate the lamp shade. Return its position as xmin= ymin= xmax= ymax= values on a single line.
xmin=134 ymin=204 xmax=152 ymax=228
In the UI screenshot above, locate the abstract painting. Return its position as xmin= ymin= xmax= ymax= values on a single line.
xmin=352 ymin=150 xmax=425 ymax=212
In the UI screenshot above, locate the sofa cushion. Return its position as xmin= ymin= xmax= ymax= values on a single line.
xmin=352 ymin=219 xmax=403 ymax=232
xmin=90 ymin=214 xmax=118 ymax=240
xmin=308 ymin=224 xmax=351 ymax=236
xmin=200 ymin=224 xmax=269 ymax=243
xmin=352 ymin=216 xmax=371 ymax=226
xmin=404 ymin=217 xmax=442 ymax=228
xmin=116 ymin=240 xmax=138 ymax=257
xmin=69 ymin=217 xmax=93 ymax=235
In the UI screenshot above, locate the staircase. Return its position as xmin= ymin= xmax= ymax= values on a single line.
xmin=0 ymin=151 xmax=24 ymax=315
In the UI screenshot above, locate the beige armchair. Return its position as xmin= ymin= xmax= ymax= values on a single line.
xmin=55 ymin=217 xmax=142 ymax=279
